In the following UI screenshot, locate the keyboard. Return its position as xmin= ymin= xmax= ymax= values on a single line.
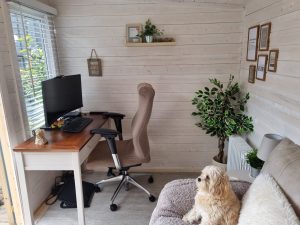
xmin=63 ymin=117 xmax=93 ymax=133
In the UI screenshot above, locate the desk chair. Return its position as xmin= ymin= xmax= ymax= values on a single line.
xmin=86 ymin=83 xmax=155 ymax=211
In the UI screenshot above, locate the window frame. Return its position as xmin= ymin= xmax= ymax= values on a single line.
xmin=9 ymin=4 xmax=58 ymax=135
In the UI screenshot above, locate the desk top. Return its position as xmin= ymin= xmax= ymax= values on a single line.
xmin=14 ymin=115 xmax=107 ymax=152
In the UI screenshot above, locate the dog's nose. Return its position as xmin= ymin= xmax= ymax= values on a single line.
xmin=197 ymin=177 xmax=201 ymax=182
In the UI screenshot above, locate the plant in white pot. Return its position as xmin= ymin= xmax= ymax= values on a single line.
xmin=192 ymin=75 xmax=254 ymax=167
xmin=138 ymin=19 xmax=163 ymax=43
xmin=245 ymin=149 xmax=264 ymax=177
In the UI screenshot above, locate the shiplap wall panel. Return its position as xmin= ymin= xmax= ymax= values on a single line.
xmin=55 ymin=13 xmax=242 ymax=28
xmin=0 ymin=1 xmax=61 ymax=214
xmin=0 ymin=4 xmax=24 ymax=161
xmin=51 ymin=0 xmax=245 ymax=6
xmin=240 ymin=0 xmax=300 ymax=147
xmin=55 ymin=23 xmax=243 ymax=39
xmin=51 ymin=0 xmax=244 ymax=171
xmin=56 ymin=4 xmax=243 ymax=16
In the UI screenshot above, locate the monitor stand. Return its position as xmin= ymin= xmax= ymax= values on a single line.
xmin=64 ymin=111 xmax=81 ymax=118
xmin=40 ymin=125 xmax=61 ymax=131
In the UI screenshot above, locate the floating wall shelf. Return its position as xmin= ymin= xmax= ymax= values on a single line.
xmin=125 ymin=42 xmax=176 ymax=47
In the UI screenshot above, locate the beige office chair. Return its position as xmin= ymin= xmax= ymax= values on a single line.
xmin=86 ymin=83 xmax=155 ymax=211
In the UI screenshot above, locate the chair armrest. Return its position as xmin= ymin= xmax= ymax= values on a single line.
xmin=90 ymin=128 xmax=120 ymax=138
xmin=90 ymin=128 xmax=120 ymax=155
xmin=103 ymin=112 xmax=125 ymax=140
xmin=103 ymin=112 xmax=125 ymax=119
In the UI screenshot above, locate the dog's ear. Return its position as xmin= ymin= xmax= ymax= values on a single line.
xmin=209 ymin=171 xmax=230 ymax=198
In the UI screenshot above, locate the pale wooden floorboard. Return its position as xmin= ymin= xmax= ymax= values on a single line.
xmin=37 ymin=172 xmax=197 ymax=225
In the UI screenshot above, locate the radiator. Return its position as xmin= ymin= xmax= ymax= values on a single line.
xmin=227 ymin=136 xmax=252 ymax=171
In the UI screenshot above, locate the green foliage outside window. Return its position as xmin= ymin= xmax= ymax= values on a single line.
xmin=17 ymin=34 xmax=47 ymax=98
xmin=16 ymin=34 xmax=47 ymax=130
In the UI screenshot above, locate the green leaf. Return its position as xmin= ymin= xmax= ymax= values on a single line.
xmin=191 ymin=75 xmax=254 ymax=156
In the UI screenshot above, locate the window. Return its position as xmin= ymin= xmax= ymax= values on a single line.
xmin=9 ymin=4 xmax=58 ymax=132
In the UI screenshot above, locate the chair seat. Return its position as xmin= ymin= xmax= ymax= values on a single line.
xmin=86 ymin=139 xmax=149 ymax=170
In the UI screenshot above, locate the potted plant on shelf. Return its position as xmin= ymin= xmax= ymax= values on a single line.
xmin=138 ymin=19 xmax=163 ymax=43
xmin=192 ymin=75 xmax=254 ymax=168
xmin=245 ymin=149 xmax=264 ymax=177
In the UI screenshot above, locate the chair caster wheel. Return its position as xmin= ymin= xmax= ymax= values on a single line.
xmin=149 ymin=195 xmax=156 ymax=202
xmin=95 ymin=186 xmax=101 ymax=193
xmin=110 ymin=204 xmax=118 ymax=211
xmin=107 ymin=168 xmax=116 ymax=177
xmin=148 ymin=176 xmax=154 ymax=183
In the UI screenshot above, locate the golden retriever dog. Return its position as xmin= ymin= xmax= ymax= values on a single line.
xmin=182 ymin=165 xmax=240 ymax=225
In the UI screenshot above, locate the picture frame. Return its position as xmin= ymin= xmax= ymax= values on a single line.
xmin=259 ymin=22 xmax=271 ymax=51
xmin=87 ymin=49 xmax=102 ymax=77
xmin=246 ymin=25 xmax=260 ymax=61
xmin=126 ymin=24 xmax=142 ymax=43
xmin=256 ymin=55 xmax=268 ymax=81
xmin=248 ymin=65 xmax=256 ymax=83
xmin=268 ymin=49 xmax=279 ymax=72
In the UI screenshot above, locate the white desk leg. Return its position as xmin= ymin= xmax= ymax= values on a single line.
xmin=72 ymin=153 xmax=85 ymax=225
xmin=15 ymin=153 xmax=34 ymax=225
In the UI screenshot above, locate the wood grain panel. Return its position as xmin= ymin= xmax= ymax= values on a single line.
xmin=50 ymin=0 xmax=245 ymax=6
xmin=0 ymin=1 xmax=66 ymax=215
xmin=14 ymin=115 xmax=107 ymax=152
xmin=56 ymin=33 xmax=242 ymax=48
xmin=52 ymin=0 xmax=244 ymax=171
xmin=55 ymin=23 xmax=242 ymax=38
xmin=54 ymin=12 xmax=242 ymax=28
xmin=241 ymin=0 xmax=300 ymax=146
xmin=56 ymin=3 xmax=242 ymax=16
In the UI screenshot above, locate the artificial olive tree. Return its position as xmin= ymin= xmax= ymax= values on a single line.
xmin=192 ymin=75 xmax=254 ymax=163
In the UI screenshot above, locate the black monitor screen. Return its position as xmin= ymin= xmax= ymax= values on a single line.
xmin=42 ymin=74 xmax=83 ymax=127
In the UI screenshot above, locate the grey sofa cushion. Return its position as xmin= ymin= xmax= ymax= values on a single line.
xmin=149 ymin=179 xmax=250 ymax=225
xmin=262 ymin=138 xmax=300 ymax=218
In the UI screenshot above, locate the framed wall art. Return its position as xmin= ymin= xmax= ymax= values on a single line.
xmin=259 ymin=22 xmax=271 ymax=51
xmin=87 ymin=49 xmax=102 ymax=77
xmin=256 ymin=55 xmax=268 ymax=81
xmin=268 ymin=49 xmax=279 ymax=72
xmin=126 ymin=24 xmax=142 ymax=43
xmin=246 ymin=25 xmax=260 ymax=61
xmin=248 ymin=65 xmax=256 ymax=83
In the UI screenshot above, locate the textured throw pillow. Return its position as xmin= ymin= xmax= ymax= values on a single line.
xmin=238 ymin=173 xmax=300 ymax=225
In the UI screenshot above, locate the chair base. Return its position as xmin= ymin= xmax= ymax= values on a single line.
xmin=96 ymin=171 xmax=156 ymax=211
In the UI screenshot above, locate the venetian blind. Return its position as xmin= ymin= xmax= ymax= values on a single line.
xmin=9 ymin=3 xmax=58 ymax=132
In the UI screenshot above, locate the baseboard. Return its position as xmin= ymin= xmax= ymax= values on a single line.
xmin=34 ymin=202 xmax=49 ymax=224
xmin=85 ymin=167 xmax=202 ymax=173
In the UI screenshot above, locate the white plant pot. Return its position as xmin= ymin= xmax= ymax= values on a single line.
xmin=212 ymin=156 xmax=227 ymax=171
xmin=250 ymin=167 xmax=261 ymax=178
xmin=145 ymin=35 xmax=153 ymax=43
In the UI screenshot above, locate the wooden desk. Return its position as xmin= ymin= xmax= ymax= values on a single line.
xmin=14 ymin=115 xmax=107 ymax=225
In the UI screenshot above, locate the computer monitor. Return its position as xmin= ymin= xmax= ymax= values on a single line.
xmin=42 ymin=74 xmax=83 ymax=127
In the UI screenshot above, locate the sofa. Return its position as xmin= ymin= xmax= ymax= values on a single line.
xmin=150 ymin=138 xmax=300 ymax=225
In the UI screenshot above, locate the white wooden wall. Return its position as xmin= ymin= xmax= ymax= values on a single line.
xmin=240 ymin=0 xmax=300 ymax=147
xmin=50 ymin=0 xmax=244 ymax=172
xmin=0 ymin=2 xmax=25 ymax=223
xmin=0 ymin=0 xmax=60 ymax=216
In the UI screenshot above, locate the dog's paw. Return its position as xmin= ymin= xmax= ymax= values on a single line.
xmin=182 ymin=214 xmax=193 ymax=224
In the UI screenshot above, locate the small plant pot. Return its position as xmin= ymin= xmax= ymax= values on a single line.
xmin=145 ymin=35 xmax=153 ymax=43
xmin=212 ymin=156 xmax=227 ymax=171
xmin=250 ymin=167 xmax=261 ymax=178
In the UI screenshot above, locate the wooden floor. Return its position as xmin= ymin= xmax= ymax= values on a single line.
xmin=37 ymin=172 xmax=197 ymax=225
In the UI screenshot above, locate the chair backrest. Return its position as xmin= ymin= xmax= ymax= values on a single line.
xmin=131 ymin=83 xmax=155 ymax=162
